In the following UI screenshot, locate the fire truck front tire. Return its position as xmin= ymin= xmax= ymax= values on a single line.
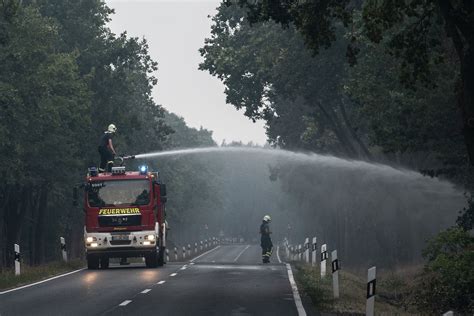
xmin=100 ymin=257 xmax=109 ymax=269
xmin=87 ymin=256 xmax=99 ymax=270
xmin=145 ymin=252 xmax=158 ymax=268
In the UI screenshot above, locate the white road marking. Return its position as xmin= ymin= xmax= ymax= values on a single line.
xmin=190 ymin=245 xmax=221 ymax=262
xmin=233 ymin=245 xmax=250 ymax=262
xmin=141 ymin=289 xmax=151 ymax=294
xmin=277 ymin=245 xmax=282 ymax=263
xmin=170 ymin=273 xmax=177 ymax=277
xmin=180 ymin=266 xmax=187 ymax=270
xmin=286 ymin=264 xmax=307 ymax=316
xmin=0 ymin=268 xmax=85 ymax=295
xmin=157 ymin=280 xmax=166 ymax=285
xmin=190 ymin=262 xmax=195 ymax=265
xmin=119 ymin=300 xmax=132 ymax=306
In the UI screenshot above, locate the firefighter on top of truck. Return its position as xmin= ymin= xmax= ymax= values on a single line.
xmin=98 ymin=124 xmax=117 ymax=173
xmin=260 ymin=215 xmax=273 ymax=263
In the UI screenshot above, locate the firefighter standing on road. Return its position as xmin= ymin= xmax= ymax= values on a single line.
xmin=260 ymin=215 xmax=273 ymax=263
xmin=98 ymin=124 xmax=117 ymax=173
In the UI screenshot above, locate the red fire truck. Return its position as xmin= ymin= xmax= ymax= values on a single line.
xmin=74 ymin=163 xmax=167 ymax=269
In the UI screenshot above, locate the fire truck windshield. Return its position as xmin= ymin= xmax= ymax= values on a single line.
xmin=87 ymin=179 xmax=150 ymax=207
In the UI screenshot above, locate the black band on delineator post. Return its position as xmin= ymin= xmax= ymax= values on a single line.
xmin=332 ymin=259 xmax=339 ymax=273
xmin=367 ymin=279 xmax=376 ymax=298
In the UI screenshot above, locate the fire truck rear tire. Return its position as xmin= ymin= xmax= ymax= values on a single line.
xmin=87 ymin=256 xmax=99 ymax=270
xmin=100 ymin=257 xmax=109 ymax=269
xmin=145 ymin=252 xmax=158 ymax=268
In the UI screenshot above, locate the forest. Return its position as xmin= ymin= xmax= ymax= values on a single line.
xmin=0 ymin=0 xmax=220 ymax=266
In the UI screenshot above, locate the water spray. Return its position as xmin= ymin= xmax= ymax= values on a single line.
xmin=132 ymin=146 xmax=421 ymax=180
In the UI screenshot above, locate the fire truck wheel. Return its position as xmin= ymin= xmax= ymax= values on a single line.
xmin=99 ymin=257 xmax=109 ymax=269
xmin=87 ymin=256 xmax=99 ymax=270
xmin=145 ymin=253 xmax=158 ymax=268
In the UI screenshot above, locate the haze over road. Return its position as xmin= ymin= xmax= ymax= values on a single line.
xmin=0 ymin=244 xmax=306 ymax=316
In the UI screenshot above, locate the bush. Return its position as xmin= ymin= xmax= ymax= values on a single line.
xmin=412 ymin=228 xmax=474 ymax=313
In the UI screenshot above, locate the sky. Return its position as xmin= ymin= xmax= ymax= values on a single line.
xmin=105 ymin=0 xmax=267 ymax=145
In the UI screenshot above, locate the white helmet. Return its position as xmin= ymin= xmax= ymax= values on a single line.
xmin=108 ymin=124 xmax=117 ymax=133
xmin=263 ymin=215 xmax=271 ymax=222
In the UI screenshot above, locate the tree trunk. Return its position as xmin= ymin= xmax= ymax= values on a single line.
xmin=439 ymin=1 xmax=474 ymax=164
xmin=339 ymin=98 xmax=374 ymax=160
xmin=461 ymin=49 xmax=474 ymax=164
xmin=33 ymin=187 xmax=48 ymax=265
xmin=314 ymin=101 xmax=360 ymax=157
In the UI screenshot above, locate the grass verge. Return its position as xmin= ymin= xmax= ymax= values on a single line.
xmin=293 ymin=263 xmax=419 ymax=315
xmin=0 ymin=260 xmax=84 ymax=291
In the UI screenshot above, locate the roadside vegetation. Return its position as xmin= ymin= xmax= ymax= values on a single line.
xmin=294 ymin=263 xmax=420 ymax=315
xmin=0 ymin=260 xmax=84 ymax=291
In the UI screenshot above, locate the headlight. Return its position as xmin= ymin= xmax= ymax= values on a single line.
xmin=146 ymin=234 xmax=155 ymax=241
xmin=86 ymin=237 xmax=96 ymax=243
xmin=90 ymin=242 xmax=98 ymax=247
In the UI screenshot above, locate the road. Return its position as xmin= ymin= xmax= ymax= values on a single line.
xmin=0 ymin=244 xmax=309 ymax=316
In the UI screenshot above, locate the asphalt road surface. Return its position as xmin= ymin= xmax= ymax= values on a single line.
xmin=0 ymin=244 xmax=309 ymax=316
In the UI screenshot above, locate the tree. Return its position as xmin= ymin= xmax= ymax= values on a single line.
xmin=200 ymin=4 xmax=371 ymax=158
xmin=232 ymin=0 xmax=474 ymax=165
xmin=0 ymin=2 xmax=90 ymax=265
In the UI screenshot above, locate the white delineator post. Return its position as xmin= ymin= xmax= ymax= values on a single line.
xmin=166 ymin=248 xmax=170 ymax=262
xmin=195 ymin=242 xmax=198 ymax=254
xmin=200 ymin=241 xmax=203 ymax=251
xmin=205 ymin=239 xmax=208 ymax=248
xmin=320 ymin=244 xmax=328 ymax=278
xmin=331 ymin=250 xmax=340 ymax=299
xmin=182 ymin=246 xmax=186 ymax=259
xmin=174 ymin=246 xmax=178 ymax=261
xmin=161 ymin=222 xmax=167 ymax=248
xmin=60 ymin=237 xmax=68 ymax=262
xmin=304 ymin=237 xmax=310 ymax=263
xmin=298 ymin=244 xmax=302 ymax=261
xmin=311 ymin=237 xmax=317 ymax=266
xmin=14 ymin=243 xmax=20 ymax=276
xmin=366 ymin=266 xmax=376 ymax=316
xmin=187 ymin=244 xmax=191 ymax=257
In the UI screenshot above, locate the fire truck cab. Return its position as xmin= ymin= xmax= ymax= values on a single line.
xmin=74 ymin=165 xmax=167 ymax=269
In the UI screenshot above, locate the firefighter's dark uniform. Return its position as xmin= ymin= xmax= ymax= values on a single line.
xmin=98 ymin=132 xmax=114 ymax=172
xmin=260 ymin=221 xmax=273 ymax=263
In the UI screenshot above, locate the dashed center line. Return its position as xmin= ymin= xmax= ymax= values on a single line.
xmin=233 ymin=244 xmax=250 ymax=262
xmin=141 ymin=289 xmax=151 ymax=294
xmin=119 ymin=300 xmax=132 ymax=306
xmin=180 ymin=267 xmax=187 ymax=270
xmin=157 ymin=280 xmax=166 ymax=285
xmin=170 ymin=273 xmax=177 ymax=277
